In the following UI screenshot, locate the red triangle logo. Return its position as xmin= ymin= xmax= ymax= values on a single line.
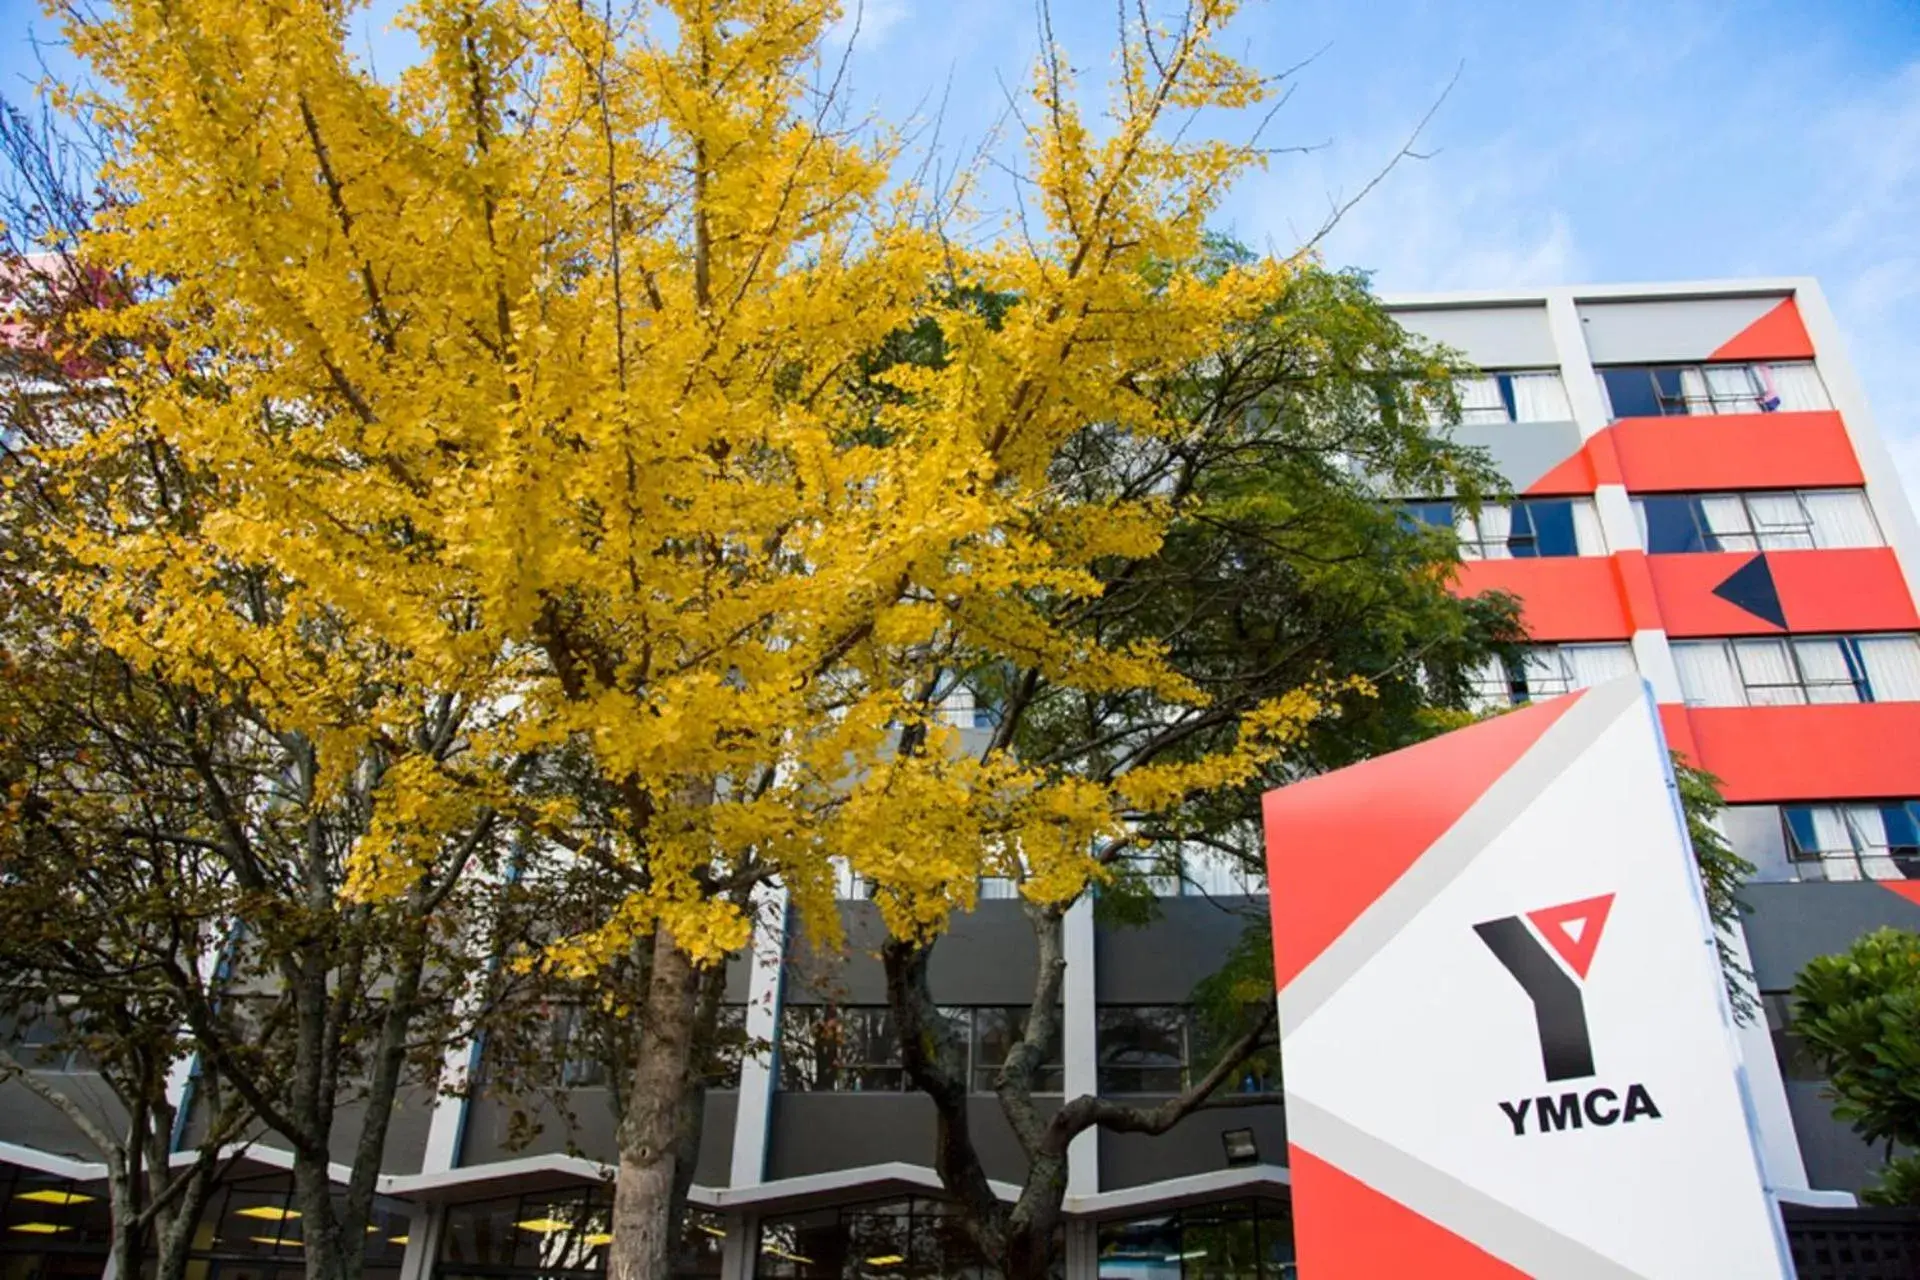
xmin=1526 ymin=893 xmax=1615 ymax=980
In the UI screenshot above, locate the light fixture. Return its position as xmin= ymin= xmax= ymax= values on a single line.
xmin=9 ymin=1223 xmax=72 ymax=1235
xmin=584 ymin=1233 xmax=613 ymax=1246
xmin=1221 ymin=1126 xmax=1259 ymax=1168
xmin=696 ymin=1222 xmax=726 ymax=1239
xmin=16 ymin=1190 xmax=94 ymax=1206
xmin=249 ymin=1236 xmax=302 ymax=1249
xmin=865 ymin=1255 xmax=905 ymax=1267
xmin=236 ymin=1206 xmax=302 ymax=1222
xmin=761 ymin=1244 xmax=815 ymax=1265
xmin=388 ymin=1236 xmax=410 ymax=1246
xmin=514 ymin=1218 xmax=575 ymax=1234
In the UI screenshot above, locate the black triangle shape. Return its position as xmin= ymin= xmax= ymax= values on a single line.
xmin=1712 ymin=554 xmax=1786 ymax=629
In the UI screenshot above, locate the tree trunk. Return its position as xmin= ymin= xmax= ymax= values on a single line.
xmin=608 ymin=929 xmax=701 ymax=1280
xmin=293 ymin=1153 xmax=349 ymax=1280
xmin=152 ymin=1157 xmax=219 ymax=1280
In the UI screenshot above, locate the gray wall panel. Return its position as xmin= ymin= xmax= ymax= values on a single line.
xmin=787 ymin=900 xmax=1042 ymax=1006
xmin=1578 ymin=295 xmax=1783 ymax=365
xmin=1450 ymin=421 xmax=1583 ymax=494
xmin=0 ymin=1074 xmax=127 ymax=1162
xmin=1099 ymin=1101 xmax=1287 ymax=1191
xmin=1742 ymin=882 xmax=1920 ymax=990
xmin=1095 ymin=898 xmax=1264 ymax=1002
xmin=1389 ymin=305 xmax=1556 ymax=368
xmin=326 ymin=1085 xmax=436 ymax=1174
xmin=765 ymin=1093 xmax=1044 ymax=1184
xmin=1785 ymin=1081 xmax=1884 ymax=1193
xmin=460 ymin=1089 xmax=736 ymax=1183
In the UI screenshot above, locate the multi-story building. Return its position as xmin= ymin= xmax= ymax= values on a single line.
xmin=2 ymin=278 xmax=1917 ymax=1280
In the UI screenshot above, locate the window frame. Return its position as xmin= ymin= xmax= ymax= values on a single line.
xmin=1597 ymin=360 xmax=1826 ymax=420
xmin=1780 ymin=800 xmax=1920 ymax=882
xmin=776 ymin=1004 xmax=1063 ymax=1095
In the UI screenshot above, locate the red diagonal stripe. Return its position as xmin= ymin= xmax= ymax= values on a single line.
xmin=1290 ymin=1145 xmax=1530 ymax=1279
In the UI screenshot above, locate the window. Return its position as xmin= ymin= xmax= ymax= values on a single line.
xmin=1098 ymin=1006 xmax=1191 ymax=1093
xmin=1636 ymin=490 xmax=1881 ymax=554
xmin=1671 ymin=635 xmax=1920 ymax=707
xmin=1781 ymin=801 xmax=1920 ymax=882
xmin=1446 ymin=372 xmax=1572 ymax=425
xmin=778 ymin=1006 xmax=910 ymax=1091
xmin=1459 ymin=498 xmax=1604 ymax=559
xmin=756 ymin=1196 xmax=991 ymax=1279
xmin=1114 ymin=844 xmax=1266 ymax=898
xmin=967 ymin=1007 xmax=1065 ymax=1093
xmin=1095 ymin=1006 xmax=1272 ymax=1095
xmin=1398 ymin=498 xmax=1604 ymax=558
xmin=1467 ymin=644 xmax=1636 ymax=711
xmin=441 ymin=1188 xmax=723 ymax=1277
xmin=1097 ymin=1199 xmax=1295 ymax=1280
xmin=837 ymin=861 xmax=1024 ymax=901
xmin=777 ymin=1005 xmax=1061 ymax=1094
xmin=0 ymin=997 xmax=93 ymax=1073
xmin=1596 ymin=361 xmax=1829 ymax=420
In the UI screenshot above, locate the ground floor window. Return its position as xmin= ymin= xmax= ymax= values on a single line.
xmin=1096 ymin=1198 xmax=1294 ymax=1279
xmin=755 ymin=1196 xmax=1004 ymax=1279
xmin=437 ymin=1189 xmax=722 ymax=1279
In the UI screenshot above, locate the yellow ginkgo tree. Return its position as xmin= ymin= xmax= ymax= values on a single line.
xmin=48 ymin=0 xmax=1363 ymax=1274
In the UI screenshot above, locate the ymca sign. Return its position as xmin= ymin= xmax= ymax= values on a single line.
xmin=1262 ymin=676 xmax=1791 ymax=1278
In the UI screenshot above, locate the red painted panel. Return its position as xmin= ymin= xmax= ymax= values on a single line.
xmin=1770 ymin=548 xmax=1920 ymax=632
xmin=1658 ymin=704 xmax=1700 ymax=761
xmin=1290 ymin=1146 xmax=1529 ymax=1279
xmin=1667 ymin=704 xmax=1920 ymax=803
xmin=1262 ymin=695 xmax=1575 ymax=990
xmin=1648 ymin=549 xmax=1918 ymax=637
xmin=1884 ymin=883 xmax=1920 ymax=908
xmin=1710 ymin=298 xmax=1815 ymax=362
xmin=1610 ymin=411 xmax=1862 ymax=493
xmin=1451 ymin=557 xmax=1632 ymax=640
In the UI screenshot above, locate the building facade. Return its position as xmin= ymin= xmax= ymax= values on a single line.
xmin=3 ymin=278 xmax=1919 ymax=1279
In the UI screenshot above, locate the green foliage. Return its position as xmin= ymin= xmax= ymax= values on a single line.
xmin=1793 ymin=927 xmax=1920 ymax=1206
xmin=1670 ymin=759 xmax=1758 ymax=1022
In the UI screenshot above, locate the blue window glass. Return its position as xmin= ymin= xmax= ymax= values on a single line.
xmin=1783 ymin=807 xmax=1822 ymax=859
xmin=1884 ymin=803 xmax=1920 ymax=877
xmin=1514 ymin=499 xmax=1578 ymax=558
xmin=1641 ymin=496 xmax=1710 ymax=553
xmin=1651 ymin=368 xmax=1688 ymax=414
xmin=1601 ymin=368 xmax=1662 ymax=420
xmin=1398 ymin=501 xmax=1453 ymax=532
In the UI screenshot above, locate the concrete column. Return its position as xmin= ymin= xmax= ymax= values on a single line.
xmin=1544 ymin=289 xmax=1608 ymax=442
xmin=728 ymin=882 xmax=790 ymax=1189
xmin=1631 ymin=631 xmax=1684 ymax=705
xmin=396 ymin=1201 xmax=445 ymax=1280
xmin=1062 ymin=896 xmax=1099 ymax=1198
xmin=1062 ymin=1217 xmax=1100 ymax=1280
xmin=718 ymin=1211 xmax=759 ymax=1280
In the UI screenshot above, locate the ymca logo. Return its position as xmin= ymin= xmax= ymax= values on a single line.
xmin=1475 ymin=892 xmax=1662 ymax=1136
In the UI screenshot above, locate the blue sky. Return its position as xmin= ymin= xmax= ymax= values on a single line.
xmin=4 ymin=0 xmax=1918 ymax=490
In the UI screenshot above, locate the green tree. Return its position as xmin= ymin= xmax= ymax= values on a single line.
xmin=875 ymin=255 xmax=1518 ymax=1280
xmin=1671 ymin=759 xmax=1759 ymax=1021
xmin=1793 ymin=927 xmax=1920 ymax=1207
